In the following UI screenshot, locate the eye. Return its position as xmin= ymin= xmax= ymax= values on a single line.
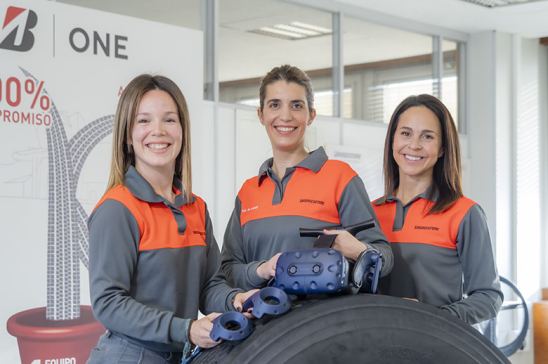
xmin=136 ymin=118 xmax=149 ymax=124
xmin=292 ymin=102 xmax=304 ymax=110
xmin=422 ymin=133 xmax=435 ymax=140
xmin=399 ymin=130 xmax=411 ymax=137
xmin=165 ymin=118 xmax=177 ymax=123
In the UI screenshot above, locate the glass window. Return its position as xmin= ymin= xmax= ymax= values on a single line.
xmin=442 ymin=39 xmax=460 ymax=125
xmin=343 ymin=17 xmax=438 ymax=124
xmin=218 ymin=0 xmax=333 ymax=116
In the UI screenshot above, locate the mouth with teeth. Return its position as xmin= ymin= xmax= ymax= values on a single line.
xmin=404 ymin=154 xmax=423 ymax=161
xmin=146 ymin=143 xmax=171 ymax=151
xmin=274 ymin=125 xmax=298 ymax=134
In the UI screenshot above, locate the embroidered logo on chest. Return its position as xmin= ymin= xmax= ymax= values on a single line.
xmin=414 ymin=225 xmax=440 ymax=231
xmin=299 ymin=198 xmax=325 ymax=205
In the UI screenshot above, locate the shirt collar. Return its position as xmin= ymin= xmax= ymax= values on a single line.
xmin=257 ymin=147 xmax=328 ymax=185
xmin=374 ymin=185 xmax=439 ymax=206
xmin=124 ymin=166 xmax=190 ymax=205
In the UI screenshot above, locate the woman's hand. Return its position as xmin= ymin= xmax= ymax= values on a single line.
xmin=232 ymin=289 xmax=260 ymax=315
xmin=256 ymin=253 xmax=281 ymax=280
xmin=322 ymin=229 xmax=366 ymax=261
xmin=188 ymin=313 xmax=222 ymax=348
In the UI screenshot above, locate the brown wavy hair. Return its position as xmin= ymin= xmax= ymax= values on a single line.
xmin=107 ymin=74 xmax=192 ymax=202
xmin=383 ymin=94 xmax=462 ymax=213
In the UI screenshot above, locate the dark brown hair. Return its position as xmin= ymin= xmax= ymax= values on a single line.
xmin=259 ymin=64 xmax=314 ymax=112
xmin=383 ymin=94 xmax=462 ymax=213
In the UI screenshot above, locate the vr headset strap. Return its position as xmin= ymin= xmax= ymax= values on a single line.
xmin=313 ymin=234 xmax=337 ymax=249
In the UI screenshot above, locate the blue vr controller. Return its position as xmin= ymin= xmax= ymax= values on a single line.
xmin=354 ymin=249 xmax=382 ymax=294
xmin=273 ymin=219 xmax=383 ymax=295
xmin=210 ymin=311 xmax=254 ymax=342
xmin=184 ymin=307 xmax=258 ymax=364
xmin=242 ymin=287 xmax=291 ymax=318
xmin=209 ymin=287 xmax=291 ymax=343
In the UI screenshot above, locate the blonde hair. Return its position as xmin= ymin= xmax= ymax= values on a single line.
xmin=107 ymin=74 xmax=192 ymax=202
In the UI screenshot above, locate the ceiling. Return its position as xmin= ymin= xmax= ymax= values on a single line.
xmin=336 ymin=0 xmax=548 ymax=38
xmin=456 ymin=0 xmax=541 ymax=8
xmin=54 ymin=0 xmax=548 ymax=82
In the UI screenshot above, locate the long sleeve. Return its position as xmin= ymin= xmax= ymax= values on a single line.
xmin=440 ymin=204 xmax=503 ymax=324
xmin=88 ymin=200 xmax=191 ymax=346
xmin=338 ymin=176 xmax=393 ymax=276
xmin=220 ymin=197 xmax=267 ymax=290
xmin=200 ymin=205 xmax=242 ymax=313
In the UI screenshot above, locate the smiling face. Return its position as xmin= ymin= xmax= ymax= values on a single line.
xmin=129 ymin=89 xmax=182 ymax=179
xmin=258 ymin=80 xmax=316 ymax=154
xmin=392 ymin=106 xmax=443 ymax=183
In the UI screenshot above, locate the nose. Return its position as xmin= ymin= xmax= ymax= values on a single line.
xmin=279 ymin=105 xmax=292 ymax=122
xmin=151 ymin=119 xmax=166 ymax=135
xmin=408 ymin=136 xmax=422 ymax=150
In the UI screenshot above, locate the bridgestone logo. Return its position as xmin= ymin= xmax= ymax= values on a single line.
xmin=414 ymin=225 xmax=439 ymax=231
xmin=299 ymin=199 xmax=324 ymax=205
xmin=0 ymin=6 xmax=37 ymax=52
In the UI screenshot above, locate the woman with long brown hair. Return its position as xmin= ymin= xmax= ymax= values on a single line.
xmin=373 ymin=94 xmax=503 ymax=324
xmin=87 ymin=74 xmax=254 ymax=364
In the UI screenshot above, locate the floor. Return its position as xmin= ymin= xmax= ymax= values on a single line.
xmin=510 ymin=345 xmax=534 ymax=363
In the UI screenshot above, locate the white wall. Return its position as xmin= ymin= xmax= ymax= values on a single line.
xmin=541 ymin=45 xmax=548 ymax=290
xmin=467 ymin=31 xmax=546 ymax=364
xmin=515 ymin=38 xmax=541 ymax=300
xmin=467 ymin=31 xmax=499 ymax=252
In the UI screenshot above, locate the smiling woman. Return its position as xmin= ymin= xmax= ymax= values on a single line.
xmin=258 ymin=79 xmax=315 ymax=174
xmin=373 ymin=94 xmax=503 ymax=325
xmin=130 ymin=89 xmax=183 ymax=202
xmin=220 ymin=65 xmax=393 ymax=291
xmin=391 ymin=105 xmax=444 ymax=195
xmin=86 ymin=74 xmax=257 ymax=364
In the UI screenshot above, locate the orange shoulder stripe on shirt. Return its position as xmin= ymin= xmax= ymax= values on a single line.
xmin=373 ymin=197 xmax=476 ymax=250
xmin=95 ymin=186 xmax=207 ymax=251
xmin=238 ymin=160 xmax=357 ymax=226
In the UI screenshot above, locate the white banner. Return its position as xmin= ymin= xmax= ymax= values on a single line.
xmin=0 ymin=1 xmax=203 ymax=362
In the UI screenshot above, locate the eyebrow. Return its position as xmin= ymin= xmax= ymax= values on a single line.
xmin=266 ymin=98 xmax=305 ymax=104
xmin=399 ymin=126 xmax=438 ymax=134
xmin=136 ymin=111 xmax=178 ymax=116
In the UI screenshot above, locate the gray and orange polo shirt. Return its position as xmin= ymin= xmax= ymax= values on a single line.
xmin=220 ymin=147 xmax=393 ymax=290
xmin=88 ymin=166 xmax=239 ymax=353
xmin=373 ymin=191 xmax=503 ymax=324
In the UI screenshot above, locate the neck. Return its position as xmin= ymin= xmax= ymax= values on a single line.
xmin=271 ymin=147 xmax=308 ymax=179
xmin=396 ymin=173 xmax=433 ymax=205
xmin=136 ymin=165 xmax=175 ymax=203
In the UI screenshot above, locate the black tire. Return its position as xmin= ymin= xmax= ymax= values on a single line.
xmin=194 ymin=294 xmax=509 ymax=364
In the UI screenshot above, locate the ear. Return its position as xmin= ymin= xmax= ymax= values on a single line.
xmin=438 ymin=148 xmax=444 ymax=158
xmin=307 ymin=108 xmax=317 ymax=126
xmin=257 ymin=107 xmax=266 ymax=126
